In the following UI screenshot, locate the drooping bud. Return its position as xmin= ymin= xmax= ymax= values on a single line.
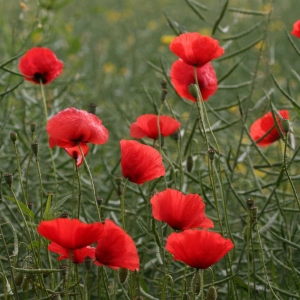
xmin=88 ymin=103 xmax=97 ymax=115
xmin=188 ymin=84 xmax=200 ymax=99
xmin=246 ymin=199 xmax=254 ymax=209
xmin=206 ymin=285 xmax=217 ymax=300
xmin=191 ymin=269 xmax=201 ymax=295
xmin=118 ymin=268 xmax=129 ymax=284
xmin=170 ymin=130 xmax=180 ymax=142
xmin=281 ymin=118 xmax=290 ymax=134
xmin=160 ymin=80 xmax=168 ymax=102
xmin=31 ymin=142 xmax=39 ymax=156
xmin=4 ymin=173 xmax=13 ymax=187
xmin=84 ymin=256 xmax=93 ymax=271
xmin=10 ymin=132 xmax=17 ymax=143
xmin=30 ymin=123 xmax=37 ymax=133
xmin=14 ymin=272 xmax=24 ymax=286
xmin=28 ymin=202 xmax=34 ymax=210
xmin=186 ymin=155 xmax=194 ymax=172
xmin=208 ymin=148 xmax=215 ymax=161
xmin=96 ymin=197 xmax=103 ymax=206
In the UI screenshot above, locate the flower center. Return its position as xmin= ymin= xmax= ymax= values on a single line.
xmin=33 ymin=73 xmax=47 ymax=84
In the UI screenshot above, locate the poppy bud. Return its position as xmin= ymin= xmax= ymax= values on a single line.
xmin=206 ymin=285 xmax=217 ymax=300
xmin=208 ymin=148 xmax=215 ymax=161
xmin=31 ymin=142 xmax=39 ymax=156
xmin=250 ymin=206 xmax=258 ymax=224
xmin=188 ymin=84 xmax=200 ymax=99
xmin=84 ymin=256 xmax=93 ymax=271
xmin=4 ymin=173 xmax=13 ymax=187
xmin=28 ymin=202 xmax=34 ymax=210
xmin=59 ymin=212 xmax=69 ymax=219
xmin=30 ymin=123 xmax=37 ymax=133
xmin=118 ymin=268 xmax=129 ymax=284
xmin=96 ymin=197 xmax=103 ymax=206
xmin=21 ymin=277 xmax=29 ymax=292
xmin=14 ymin=272 xmax=24 ymax=286
xmin=186 ymin=155 xmax=193 ymax=172
xmin=246 ymin=199 xmax=254 ymax=209
xmin=88 ymin=103 xmax=97 ymax=115
xmin=170 ymin=130 xmax=180 ymax=142
xmin=191 ymin=269 xmax=201 ymax=295
xmin=281 ymin=118 xmax=290 ymax=134
xmin=160 ymin=80 xmax=168 ymax=102
xmin=10 ymin=132 xmax=17 ymax=143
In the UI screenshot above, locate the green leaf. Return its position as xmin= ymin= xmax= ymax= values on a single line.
xmin=43 ymin=193 xmax=52 ymax=221
xmin=4 ymin=195 xmax=34 ymax=220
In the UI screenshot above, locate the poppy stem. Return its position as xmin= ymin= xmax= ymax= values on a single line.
xmin=78 ymin=143 xmax=101 ymax=221
xmin=120 ymin=178 xmax=129 ymax=229
xmin=75 ymin=163 xmax=82 ymax=219
xmin=64 ymin=251 xmax=72 ymax=300
xmin=39 ymin=81 xmax=58 ymax=204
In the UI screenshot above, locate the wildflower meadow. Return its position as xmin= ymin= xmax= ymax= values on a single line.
xmin=0 ymin=0 xmax=300 ymax=299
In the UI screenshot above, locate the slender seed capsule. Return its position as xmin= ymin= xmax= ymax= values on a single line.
xmin=281 ymin=118 xmax=290 ymax=134
xmin=30 ymin=123 xmax=37 ymax=133
xmin=88 ymin=103 xmax=97 ymax=115
xmin=4 ymin=173 xmax=13 ymax=187
xmin=186 ymin=155 xmax=194 ymax=172
xmin=31 ymin=142 xmax=39 ymax=156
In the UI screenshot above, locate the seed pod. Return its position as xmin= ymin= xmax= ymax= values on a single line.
xmin=186 ymin=155 xmax=193 ymax=172
xmin=246 ymin=199 xmax=254 ymax=209
xmin=4 ymin=173 xmax=13 ymax=187
xmin=188 ymin=84 xmax=200 ymax=99
xmin=88 ymin=103 xmax=97 ymax=115
xmin=84 ymin=256 xmax=93 ymax=271
xmin=14 ymin=272 xmax=24 ymax=286
xmin=30 ymin=123 xmax=37 ymax=133
xmin=118 ymin=268 xmax=129 ymax=284
xmin=281 ymin=118 xmax=290 ymax=134
xmin=10 ymin=132 xmax=17 ymax=143
xmin=206 ymin=285 xmax=217 ymax=300
xmin=31 ymin=142 xmax=39 ymax=156
xmin=207 ymin=148 xmax=215 ymax=161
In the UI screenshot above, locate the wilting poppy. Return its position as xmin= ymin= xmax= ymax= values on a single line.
xmin=169 ymin=32 xmax=224 ymax=67
xmin=120 ymin=139 xmax=165 ymax=184
xmin=64 ymin=144 xmax=89 ymax=167
xmin=291 ymin=20 xmax=300 ymax=38
xmin=48 ymin=242 xmax=96 ymax=264
xmin=130 ymin=114 xmax=181 ymax=140
xmin=170 ymin=59 xmax=217 ymax=102
xmin=19 ymin=47 xmax=63 ymax=84
xmin=95 ymin=219 xmax=140 ymax=270
xmin=47 ymin=108 xmax=109 ymax=153
xmin=166 ymin=230 xmax=234 ymax=269
xmin=250 ymin=110 xmax=289 ymax=147
xmin=150 ymin=188 xmax=214 ymax=230
xmin=37 ymin=218 xmax=103 ymax=250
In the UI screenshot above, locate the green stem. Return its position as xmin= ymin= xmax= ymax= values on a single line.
xmin=121 ymin=178 xmax=129 ymax=230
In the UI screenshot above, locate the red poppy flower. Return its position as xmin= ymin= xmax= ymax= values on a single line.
xmin=19 ymin=47 xmax=63 ymax=84
xmin=47 ymin=108 xmax=109 ymax=153
xmin=130 ymin=114 xmax=181 ymax=140
xmin=48 ymin=242 xmax=96 ymax=264
xmin=170 ymin=59 xmax=217 ymax=102
xmin=120 ymin=139 xmax=166 ymax=184
xmin=150 ymin=188 xmax=214 ymax=230
xmin=169 ymin=32 xmax=224 ymax=67
xmin=291 ymin=20 xmax=300 ymax=38
xmin=64 ymin=143 xmax=89 ymax=167
xmin=166 ymin=230 xmax=234 ymax=269
xmin=250 ymin=110 xmax=289 ymax=147
xmin=95 ymin=220 xmax=140 ymax=271
xmin=37 ymin=218 xmax=103 ymax=250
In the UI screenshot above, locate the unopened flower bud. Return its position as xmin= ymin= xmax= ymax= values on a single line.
xmin=14 ymin=272 xmax=24 ymax=286
xmin=160 ymin=80 xmax=168 ymax=102
xmin=28 ymin=202 xmax=34 ymax=210
xmin=191 ymin=269 xmax=201 ymax=295
xmin=84 ymin=256 xmax=93 ymax=271
xmin=170 ymin=130 xmax=180 ymax=142
xmin=88 ymin=103 xmax=97 ymax=115
xmin=31 ymin=142 xmax=39 ymax=156
xmin=4 ymin=173 xmax=13 ymax=187
xmin=206 ymin=285 xmax=217 ymax=300
xmin=21 ymin=278 xmax=29 ymax=292
xmin=30 ymin=123 xmax=37 ymax=133
xmin=186 ymin=155 xmax=194 ymax=172
xmin=188 ymin=84 xmax=200 ymax=99
xmin=118 ymin=268 xmax=129 ymax=284
xmin=208 ymin=148 xmax=215 ymax=161
xmin=281 ymin=118 xmax=290 ymax=134
xmin=246 ymin=199 xmax=254 ymax=209
xmin=96 ymin=197 xmax=103 ymax=206
xmin=10 ymin=132 xmax=17 ymax=143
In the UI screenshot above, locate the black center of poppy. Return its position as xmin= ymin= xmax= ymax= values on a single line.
xmin=33 ymin=73 xmax=47 ymax=84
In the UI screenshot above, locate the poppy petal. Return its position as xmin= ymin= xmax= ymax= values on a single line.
xmin=291 ymin=20 xmax=300 ymax=38
xmin=64 ymin=143 xmax=89 ymax=167
xmin=95 ymin=220 xmax=140 ymax=270
xmin=150 ymin=188 xmax=214 ymax=230
xmin=166 ymin=230 xmax=234 ymax=269
xmin=170 ymin=60 xmax=217 ymax=102
xmin=120 ymin=139 xmax=166 ymax=184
